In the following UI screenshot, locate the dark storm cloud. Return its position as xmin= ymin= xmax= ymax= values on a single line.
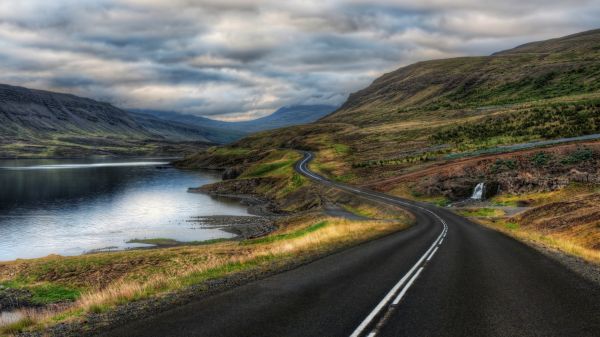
xmin=0 ymin=0 xmax=598 ymax=120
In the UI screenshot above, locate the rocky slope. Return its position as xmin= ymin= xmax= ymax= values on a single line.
xmin=398 ymin=142 xmax=600 ymax=200
xmin=0 ymin=84 xmax=147 ymax=138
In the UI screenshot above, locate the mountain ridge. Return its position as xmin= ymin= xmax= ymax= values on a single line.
xmin=327 ymin=29 xmax=600 ymax=125
xmin=133 ymin=104 xmax=337 ymax=135
xmin=0 ymin=83 xmax=214 ymax=158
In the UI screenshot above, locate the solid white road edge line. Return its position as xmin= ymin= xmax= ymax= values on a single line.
xmin=392 ymin=267 xmax=424 ymax=305
xmin=348 ymin=224 xmax=446 ymax=337
xmin=426 ymin=247 xmax=439 ymax=262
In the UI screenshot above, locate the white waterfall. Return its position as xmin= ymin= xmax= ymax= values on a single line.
xmin=471 ymin=182 xmax=485 ymax=200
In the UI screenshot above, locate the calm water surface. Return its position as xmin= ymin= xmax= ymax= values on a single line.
xmin=0 ymin=158 xmax=248 ymax=261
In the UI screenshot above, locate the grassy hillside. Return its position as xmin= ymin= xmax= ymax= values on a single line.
xmin=182 ymin=29 xmax=600 ymax=265
xmin=327 ymin=29 xmax=600 ymax=124
xmin=0 ymin=84 xmax=214 ymax=158
xmin=205 ymin=30 xmax=600 ymax=184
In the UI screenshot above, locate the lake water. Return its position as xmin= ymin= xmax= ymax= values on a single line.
xmin=0 ymin=158 xmax=249 ymax=261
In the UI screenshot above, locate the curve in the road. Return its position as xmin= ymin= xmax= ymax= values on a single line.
xmin=97 ymin=151 xmax=600 ymax=337
xmin=297 ymin=151 xmax=448 ymax=337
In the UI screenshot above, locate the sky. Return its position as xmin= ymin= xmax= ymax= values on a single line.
xmin=0 ymin=1 xmax=599 ymax=121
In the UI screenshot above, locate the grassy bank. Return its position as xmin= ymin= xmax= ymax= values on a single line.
xmin=478 ymin=218 xmax=600 ymax=265
xmin=0 ymin=212 xmax=409 ymax=336
xmin=454 ymin=185 xmax=600 ymax=265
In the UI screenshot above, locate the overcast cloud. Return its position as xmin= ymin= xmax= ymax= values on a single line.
xmin=0 ymin=0 xmax=599 ymax=120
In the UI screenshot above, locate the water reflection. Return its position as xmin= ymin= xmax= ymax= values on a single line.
xmin=0 ymin=158 xmax=248 ymax=261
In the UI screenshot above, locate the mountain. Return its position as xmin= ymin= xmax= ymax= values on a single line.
xmin=127 ymin=111 xmax=244 ymax=144
xmin=0 ymin=84 xmax=213 ymax=158
xmin=180 ymin=29 xmax=600 ymax=270
xmin=190 ymin=28 xmax=600 ymax=190
xmin=128 ymin=109 xmax=247 ymax=143
xmin=326 ymin=29 xmax=600 ymax=125
xmin=0 ymin=84 xmax=148 ymax=138
xmin=133 ymin=104 xmax=337 ymax=136
xmin=224 ymin=105 xmax=337 ymax=133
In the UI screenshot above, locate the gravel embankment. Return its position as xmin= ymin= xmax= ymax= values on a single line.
xmin=189 ymin=215 xmax=276 ymax=239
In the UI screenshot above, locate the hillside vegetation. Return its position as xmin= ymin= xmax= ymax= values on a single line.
xmin=184 ymin=29 xmax=600 ymax=265
xmin=206 ymin=30 xmax=600 ymax=187
xmin=328 ymin=29 xmax=600 ymax=124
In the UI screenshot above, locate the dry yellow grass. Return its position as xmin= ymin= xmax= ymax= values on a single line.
xmin=491 ymin=184 xmax=600 ymax=207
xmin=478 ymin=218 xmax=600 ymax=265
xmin=0 ymin=214 xmax=408 ymax=335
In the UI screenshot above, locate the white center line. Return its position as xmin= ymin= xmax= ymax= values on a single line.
xmin=426 ymin=247 xmax=439 ymax=262
xmin=392 ymin=267 xmax=424 ymax=305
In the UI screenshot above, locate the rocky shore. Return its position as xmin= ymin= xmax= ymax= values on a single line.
xmin=189 ymin=215 xmax=276 ymax=240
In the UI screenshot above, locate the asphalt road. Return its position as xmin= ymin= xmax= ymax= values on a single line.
xmin=98 ymin=151 xmax=600 ymax=337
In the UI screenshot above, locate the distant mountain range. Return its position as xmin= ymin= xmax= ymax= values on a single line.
xmin=0 ymin=83 xmax=336 ymax=158
xmin=130 ymin=104 xmax=337 ymax=135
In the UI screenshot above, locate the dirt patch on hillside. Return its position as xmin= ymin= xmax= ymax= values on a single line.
xmin=369 ymin=141 xmax=600 ymax=200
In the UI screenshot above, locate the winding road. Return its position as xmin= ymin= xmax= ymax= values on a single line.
xmin=98 ymin=152 xmax=600 ymax=337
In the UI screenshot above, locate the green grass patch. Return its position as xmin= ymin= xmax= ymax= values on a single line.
xmin=432 ymin=99 xmax=600 ymax=148
xmin=0 ymin=281 xmax=81 ymax=305
xmin=291 ymin=173 xmax=305 ymax=188
xmin=458 ymin=208 xmax=504 ymax=217
xmin=334 ymin=173 xmax=356 ymax=183
xmin=505 ymin=222 xmax=520 ymax=230
xmin=412 ymin=195 xmax=451 ymax=207
xmin=332 ymin=143 xmax=351 ymax=155
xmin=211 ymin=147 xmax=251 ymax=156
xmin=243 ymin=160 xmax=293 ymax=177
xmin=30 ymin=284 xmax=81 ymax=304
xmin=243 ymin=221 xmax=328 ymax=245
xmin=181 ymin=254 xmax=279 ymax=286
xmin=127 ymin=238 xmax=181 ymax=246
xmin=281 ymin=173 xmax=306 ymax=194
